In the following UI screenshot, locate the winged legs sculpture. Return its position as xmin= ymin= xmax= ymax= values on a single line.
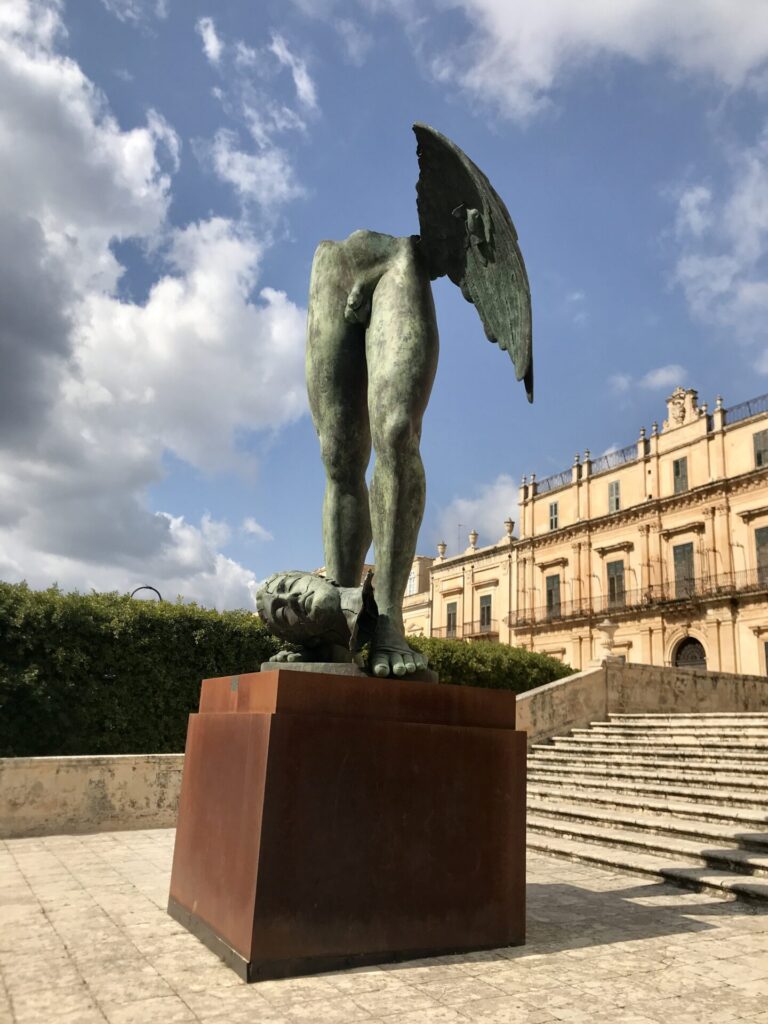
xmin=257 ymin=124 xmax=532 ymax=678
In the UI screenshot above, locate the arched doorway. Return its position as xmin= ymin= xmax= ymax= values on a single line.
xmin=673 ymin=637 xmax=707 ymax=669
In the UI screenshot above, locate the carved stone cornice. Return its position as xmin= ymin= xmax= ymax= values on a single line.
xmin=661 ymin=522 xmax=706 ymax=540
xmin=536 ymin=557 xmax=568 ymax=571
xmin=594 ymin=541 xmax=634 ymax=557
xmin=739 ymin=505 xmax=768 ymax=523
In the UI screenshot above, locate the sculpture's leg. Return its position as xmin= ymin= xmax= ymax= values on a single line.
xmin=306 ymin=241 xmax=372 ymax=587
xmin=366 ymin=238 xmax=438 ymax=677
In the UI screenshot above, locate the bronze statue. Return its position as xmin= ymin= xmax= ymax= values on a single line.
xmin=258 ymin=124 xmax=532 ymax=678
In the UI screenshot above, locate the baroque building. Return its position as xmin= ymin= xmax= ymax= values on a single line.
xmin=402 ymin=387 xmax=768 ymax=674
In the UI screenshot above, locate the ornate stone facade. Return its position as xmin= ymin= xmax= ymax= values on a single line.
xmin=402 ymin=388 xmax=768 ymax=674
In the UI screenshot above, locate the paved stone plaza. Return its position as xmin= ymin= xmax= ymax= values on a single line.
xmin=1 ymin=829 xmax=767 ymax=1024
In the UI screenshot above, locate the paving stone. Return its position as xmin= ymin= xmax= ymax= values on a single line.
xmin=1 ymin=828 xmax=767 ymax=1023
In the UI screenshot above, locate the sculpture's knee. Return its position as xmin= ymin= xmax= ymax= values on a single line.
xmin=372 ymin=413 xmax=418 ymax=464
xmin=320 ymin=435 xmax=367 ymax=487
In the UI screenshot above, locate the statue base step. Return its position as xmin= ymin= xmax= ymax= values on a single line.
xmin=167 ymin=667 xmax=526 ymax=981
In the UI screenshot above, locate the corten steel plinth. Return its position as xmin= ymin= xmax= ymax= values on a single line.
xmin=167 ymin=668 xmax=526 ymax=981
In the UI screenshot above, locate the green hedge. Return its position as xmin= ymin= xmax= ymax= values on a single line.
xmin=0 ymin=582 xmax=282 ymax=757
xmin=409 ymin=636 xmax=572 ymax=692
xmin=0 ymin=581 xmax=572 ymax=756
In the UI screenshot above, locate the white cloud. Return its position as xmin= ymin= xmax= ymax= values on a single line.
xmin=639 ymin=364 xmax=686 ymax=390
xmin=609 ymin=373 xmax=632 ymax=394
xmin=608 ymin=364 xmax=686 ymax=393
xmin=196 ymin=16 xmax=223 ymax=65
xmin=673 ymin=125 xmax=768 ymax=346
xmin=242 ymin=517 xmax=274 ymax=542
xmin=436 ymin=474 xmax=518 ymax=555
xmin=335 ymin=18 xmax=372 ymax=66
xmin=269 ymin=33 xmax=317 ymax=110
xmin=372 ymin=0 xmax=768 ymax=121
xmin=101 ymin=0 xmax=168 ymax=24
xmin=209 ymin=129 xmax=305 ymax=207
xmin=0 ymin=2 xmax=307 ymax=609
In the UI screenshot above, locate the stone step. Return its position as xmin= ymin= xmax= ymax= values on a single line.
xmin=527 ymin=760 xmax=768 ymax=790
xmin=575 ymin=726 xmax=768 ymax=739
xmin=527 ymin=771 xmax=768 ymax=807
xmin=529 ymin=749 xmax=768 ymax=773
xmin=608 ymin=713 xmax=768 ymax=724
xmin=533 ymin=740 xmax=768 ymax=761
xmin=527 ymin=782 xmax=768 ymax=826
xmin=549 ymin=735 xmax=768 ymax=752
xmin=528 ymin=798 xmax=768 ymax=851
xmin=526 ymin=832 xmax=768 ymax=903
xmin=527 ymin=814 xmax=768 ymax=876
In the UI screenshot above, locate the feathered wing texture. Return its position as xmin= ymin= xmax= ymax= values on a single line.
xmin=413 ymin=123 xmax=533 ymax=402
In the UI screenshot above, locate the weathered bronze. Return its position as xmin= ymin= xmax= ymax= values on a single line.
xmin=260 ymin=124 xmax=532 ymax=677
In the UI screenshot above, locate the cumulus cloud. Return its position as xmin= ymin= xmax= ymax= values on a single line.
xmin=101 ymin=0 xmax=168 ymax=24
xmin=194 ymin=25 xmax=315 ymax=211
xmin=335 ymin=18 xmax=372 ymax=66
xmin=196 ymin=16 xmax=223 ymax=65
xmin=609 ymin=364 xmax=686 ymax=394
xmin=209 ymin=129 xmax=305 ymax=207
xmin=269 ymin=33 xmax=317 ymax=110
xmin=435 ymin=474 xmax=518 ymax=555
xmin=639 ymin=364 xmax=686 ymax=389
xmin=422 ymin=0 xmax=768 ymax=121
xmin=0 ymin=2 xmax=307 ymax=609
xmin=242 ymin=517 xmax=274 ymax=542
xmin=673 ymin=125 xmax=768 ymax=350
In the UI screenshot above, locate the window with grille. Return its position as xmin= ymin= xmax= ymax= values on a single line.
xmin=545 ymin=574 xmax=561 ymax=618
xmin=446 ymin=601 xmax=457 ymax=638
xmin=673 ymin=542 xmax=695 ymax=598
xmin=608 ymin=480 xmax=620 ymax=513
xmin=755 ymin=430 xmax=768 ymax=468
xmin=607 ymin=560 xmax=625 ymax=608
xmin=756 ymin=527 xmax=768 ymax=586
xmin=673 ymin=457 xmax=688 ymax=494
xmin=549 ymin=501 xmax=559 ymax=531
xmin=405 ymin=567 xmax=418 ymax=596
xmin=479 ymin=594 xmax=492 ymax=630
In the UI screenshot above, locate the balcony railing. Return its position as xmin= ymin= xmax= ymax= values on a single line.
xmin=432 ymin=624 xmax=462 ymax=640
xmin=590 ymin=443 xmax=637 ymax=476
xmin=724 ymin=391 xmax=768 ymax=426
xmin=431 ymin=620 xmax=500 ymax=639
xmin=537 ymin=469 xmax=572 ymax=495
xmin=464 ymin=619 xmax=499 ymax=639
xmin=509 ymin=567 xmax=768 ymax=626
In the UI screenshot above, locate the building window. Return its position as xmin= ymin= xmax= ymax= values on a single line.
xmin=608 ymin=480 xmax=621 ymax=513
xmin=479 ymin=594 xmax=492 ymax=631
xmin=764 ymin=640 xmax=768 ymax=676
xmin=756 ymin=527 xmax=768 ymax=586
xmin=673 ymin=541 xmax=695 ymax=598
xmin=405 ymin=567 xmax=418 ymax=596
xmin=607 ymin=560 xmax=625 ymax=608
xmin=446 ymin=601 xmax=457 ymax=638
xmin=549 ymin=501 xmax=559 ymax=531
xmin=755 ymin=430 xmax=768 ymax=468
xmin=673 ymin=457 xmax=689 ymax=494
xmin=545 ymin=574 xmax=561 ymax=619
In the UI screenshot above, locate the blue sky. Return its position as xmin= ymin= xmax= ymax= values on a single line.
xmin=2 ymin=0 xmax=768 ymax=607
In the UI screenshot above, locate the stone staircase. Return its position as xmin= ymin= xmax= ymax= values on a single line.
xmin=527 ymin=712 xmax=768 ymax=902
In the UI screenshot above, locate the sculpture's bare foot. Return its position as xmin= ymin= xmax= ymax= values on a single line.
xmin=270 ymin=648 xmax=309 ymax=663
xmin=370 ymin=618 xmax=428 ymax=678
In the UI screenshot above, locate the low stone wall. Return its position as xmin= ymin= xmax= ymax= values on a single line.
xmin=517 ymin=661 xmax=768 ymax=748
xmin=5 ymin=662 xmax=768 ymax=838
xmin=0 ymin=753 xmax=183 ymax=839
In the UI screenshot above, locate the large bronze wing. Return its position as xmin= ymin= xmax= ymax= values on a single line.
xmin=413 ymin=123 xmax=533 ymax=402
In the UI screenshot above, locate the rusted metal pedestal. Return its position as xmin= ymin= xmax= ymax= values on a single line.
xmin=167 ymin=668 xmax=526 ymax=981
